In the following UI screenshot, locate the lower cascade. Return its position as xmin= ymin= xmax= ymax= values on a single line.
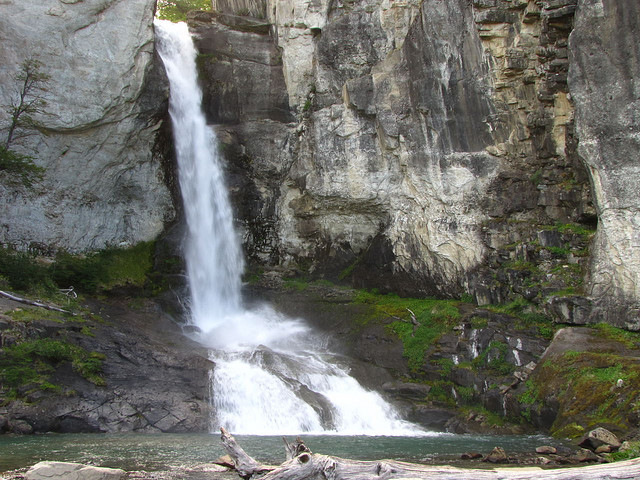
xmin=155 ymin=19 xmax=424 ymax=436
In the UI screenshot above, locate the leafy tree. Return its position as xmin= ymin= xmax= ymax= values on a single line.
xmin=4 ymin=58 xmax=50 ymax=148
xmin=156 ymin=0 xmax=212 ymax=22
xmin=0 ymin=58 xmax=49 ymax=187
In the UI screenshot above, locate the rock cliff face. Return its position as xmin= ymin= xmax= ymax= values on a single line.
xmin=1 ymin=0 xmax=638 ymax=328
xmin=0 ymin=0 xmax=173 ymax=252
xmin=192 ymin=0 xmax=640 ymax=319
xmin=568 ymin=0 xmax=640 ymax=329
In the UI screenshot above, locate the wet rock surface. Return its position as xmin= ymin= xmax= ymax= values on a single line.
xmin=0 ymin=296 xmax=212 ymax=434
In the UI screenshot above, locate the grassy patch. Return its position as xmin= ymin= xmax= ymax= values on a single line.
xmin=523 ymin=348 xmax=640 ymax=436
xmin=611 ymin=441 xmax=640 ymax=461
xmin=486 ymin=298 xmax=557 ymax=339
xmin=0 ymin=338 xmax=106 ymax=398
xmin=594 ymin=323 xmax=640 ymax=349
xmin=6 ymin=307 xmax=70 ymax=324
xmin=283 ymin=278 xmax=309 ymax=291
xmin=355 ymin=291 xmax=461 ymax=371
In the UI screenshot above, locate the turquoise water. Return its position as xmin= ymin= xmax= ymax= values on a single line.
xmin=0 ymin=432 xmax=568 ymax=472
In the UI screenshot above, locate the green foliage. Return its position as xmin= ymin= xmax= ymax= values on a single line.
xmin=0 ymin=242 xmax=155 ymax=295
xmin=594 ymin=323 xmax=640 ymax=348
xmin=459 ymin=293 xmax=475 ymax=303
xmin=0 ymin=145 xmax=44 ymax=187
xmin=486 ymin=297 xmax=557 ymax=339
xmin=7 ymin=308 xmax=68 ymax=324
xmin=1 ymin=58 xmax=50 ymax=188
xmin=0 ymin=338 xmax=106 ymax=395
xmin=432 ymin=358 xmax=455 ymax=376
xmin=426 ymin=380 xmax=456 ymax=407
xmin=3 ymin=58 xmax=50 ymax=146
xmin=460 ymin=406 xmax=506 ymax=427
xmin=73 ymin=352 xmax=106 ymax=386
xmin=552 ymin=422 xmax=585 ymax=439
xmin=545 ymin=246 xmax=572 ymax=256
xmin=472 ymin=340 xmax=515 ymax=376
xmin=156 ymin=0 xmax=211 ymax=22
xmin=283 ymin=278 xmax=309 ymax=291
xmin=456 ymin=385 xmax=476 ymax=402
xmin=469 ymin=316 xmax=488 ymax=328
xmin=518 ymin=379 xmax=541 ymax=406
xmin=355 ymin=292 xmax=461 ymax=371
xmin=525 ymin=348 xmax=640 ymax=436
xmin=611 ymin=441 xmax=640 ymax=461
xmin=549 ymin=222 xmax=596 ymax=237
xmin=0 ymin=248 xmax=53 ymax=293
xmin=530 ymin=169 xmax=543 ymax=186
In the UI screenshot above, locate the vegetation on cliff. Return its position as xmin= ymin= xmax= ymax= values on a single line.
xmin=156 ymin=0 xmax=211 ymax=22
xmin=0 ymin=241 xmax=155 ymax=296
xmin=0 ymin=58 xmax=49 ymax=188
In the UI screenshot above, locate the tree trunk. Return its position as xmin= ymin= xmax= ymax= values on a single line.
xmin=220 ymin=429 xmax=640 ymax=480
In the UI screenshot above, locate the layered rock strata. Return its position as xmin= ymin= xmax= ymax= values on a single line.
xmin=190 ymin=0 xmax=613 ymax=314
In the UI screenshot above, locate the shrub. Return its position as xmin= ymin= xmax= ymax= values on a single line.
xmin=0 ymin=145 xmax=44 ymax=187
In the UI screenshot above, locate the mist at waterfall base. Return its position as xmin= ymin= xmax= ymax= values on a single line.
xmin=155 ymin=19 xmax=423 ymax=437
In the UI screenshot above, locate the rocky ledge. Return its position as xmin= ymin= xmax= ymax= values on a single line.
xmin=0 ymin=294 xmax=212 ymax=434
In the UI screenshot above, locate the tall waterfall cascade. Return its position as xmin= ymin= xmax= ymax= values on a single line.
xmin=155 ymin=19 xmax=425 ymax=436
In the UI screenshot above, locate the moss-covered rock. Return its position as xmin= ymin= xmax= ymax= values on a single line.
xmin=512 ymin=326 xmax=640 ymax=438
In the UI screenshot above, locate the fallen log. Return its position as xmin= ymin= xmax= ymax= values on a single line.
xmin=0 ymin=289 xmax=74 ymax=315
xmin=220 ymin=428 xmax=640 ymax=480
xmin=220 ymin=428 xmax=275 ymax=479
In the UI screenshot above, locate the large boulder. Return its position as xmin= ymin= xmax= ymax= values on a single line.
xmin=25 ymin=462 xmax=125 ymax=480
xmin=579 ymin=427 xmax=622 ymax=451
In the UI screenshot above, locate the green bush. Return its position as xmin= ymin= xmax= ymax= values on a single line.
xmin=0 ymin=145 xmax=44 ymax=187
xmin=50 ymin=251 xmax=105 ymax=293
xmin=0 ymin=242 xmax=155 ymax=295
xmin=0 ymin=248 xmax=53 ymax=293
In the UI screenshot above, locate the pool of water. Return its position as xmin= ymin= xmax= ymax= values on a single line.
xmin=0 ymin=432 xmax=569 ymax=472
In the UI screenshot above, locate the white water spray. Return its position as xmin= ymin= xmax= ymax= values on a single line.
xmin=155 ymin=19 xmax=425 ymax=436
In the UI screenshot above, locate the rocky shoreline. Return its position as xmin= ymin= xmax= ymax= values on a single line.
xmin=2 ymin=426 xmax=633 ymax=480
xmin=0 ymin=294 xmax=212 ymax=435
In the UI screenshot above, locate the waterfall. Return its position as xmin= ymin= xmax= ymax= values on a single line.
xmin=155 ymin=19 xmax=424 ymax=436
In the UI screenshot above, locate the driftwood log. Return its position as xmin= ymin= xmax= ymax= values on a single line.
xmin=0 ymin=289 xmax=73 ymax=315
xmin=220 ymin=428 xmax=640 ymax=480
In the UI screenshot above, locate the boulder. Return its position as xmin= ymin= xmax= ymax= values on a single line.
xmin=213 ymin=454 xmax=235 ymax=468
xmin=461 ymin=452 xmax=483 ymax=460
xmin=570 ymin=448 xmax=599 ymax=463
xmin=536 ymin=445 xmax=557 ymax=454
xmin=579 ymin=427 xmax=621 ymax=451
xmin=25 ymin=462 xmax=125 ymax=480
xmin=483 ymin=446 xmax=508 ymax=463
xmin=9 ymin=419 xmax=33 ymax=435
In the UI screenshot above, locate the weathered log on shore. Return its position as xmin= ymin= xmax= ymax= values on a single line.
xmin=220 ymin=428 xmax=640 ymax=480
xmin=0 ymin=289 xmax=74 ymax=314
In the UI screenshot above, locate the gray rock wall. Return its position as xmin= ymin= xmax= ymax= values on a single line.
xmin=568 ymin=0 xmax=640 ymax=328
xmin=0 ymin=0 xmax=173 ymax=252
xmin=192 ymin=0 xmax=601 ymax=304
